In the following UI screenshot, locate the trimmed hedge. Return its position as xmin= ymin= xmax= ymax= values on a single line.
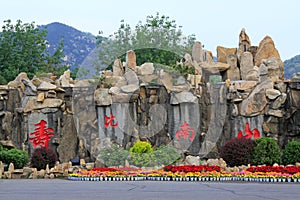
xmin=252 ymin=138 xmax=281 ymax=165
xmin=282 ymin=140 xmax=300 ymax=165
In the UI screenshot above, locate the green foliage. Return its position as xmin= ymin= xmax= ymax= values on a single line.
xmin=220 ymin=138 xmax=255 ymax=167
xmin=129 ymin=152 xmax=155 ymax=167
xmin=152 ymin=145 xmax=180 ymax=166
xmin=0 ymin=148 xmax=29 ymax=169
xmin=282 ymin=140 xmax=300 ymax=165
xmin=209 ymin=75 xmax=223 ymax=84
xmin=98 ymin=144 xmax=130 ymax=167
xmin=129 ymin=140 xmax=153 ymax=154
xmin=98 ymin=144 xmax=180 ymax=167
xmin=96 ymin=12 xmax=196 ymax=71
xmin=0 ymin=19 xmax=66 ymax=84
xmin=30 ymin=147 xmax=58 ymax=170
xmin=129 ymin=145 xmax=180 ymax=167
xmin=252 ymin=138 xmax=281 ymax=165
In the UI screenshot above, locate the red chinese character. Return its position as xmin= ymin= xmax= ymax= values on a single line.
xmin=104 ymin=114 xmax=118 ymax=128
xmin=175 ymin=121 xmax=195 ymax=141
xmin=29 ymin=120 xmax=55 ymax=149
xmin=237 ymin=122 xmax=260 ymax=139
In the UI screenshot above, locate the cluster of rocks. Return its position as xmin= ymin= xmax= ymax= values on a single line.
xmin=0 ymin=28 xmax=300 ymax=164
xmin=0 ymin=159 xmax=95 ymax=179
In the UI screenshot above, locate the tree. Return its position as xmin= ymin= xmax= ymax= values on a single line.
xmin=96 ymin=12 xmax=196 ymax=71
xmin=0 ymin=20 xmax=66 ymax=84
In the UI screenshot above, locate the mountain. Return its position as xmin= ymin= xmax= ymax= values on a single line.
xmin=284 ymin=55 xmax=300 ymax=78
xmin=42 ymin=22 xmax=300 ymax=79
xmin=41 ymin=22 xmax=97 ymax=69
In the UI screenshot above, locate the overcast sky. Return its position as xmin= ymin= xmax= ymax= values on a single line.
xmin=1 ymin=0 xmax=299 ymax=60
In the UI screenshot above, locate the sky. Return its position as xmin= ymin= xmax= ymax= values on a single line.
xmin=1 ymin=0 xmax=300 ymax=61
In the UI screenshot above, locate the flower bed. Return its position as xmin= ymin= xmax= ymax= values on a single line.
xmin=68 ymin=165 xmax=300 ymax=183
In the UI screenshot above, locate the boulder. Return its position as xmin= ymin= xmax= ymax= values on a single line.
xmin=138 ymin=62 xmax=154 ymax=75
xmin=24 ymin=97 xmax=63 ymax=113
xmin=45 ymin=90 xmax=57 ymax=98
xmin=263 ymin=58 xmax=284 ymax=82
xmin=21 ymin=78 xmax=37 ymax=96
xmin=105 ymin=76 xmax=127 ymax=87
xmin=246 ymin=68 xmax=259 ymax=81
xmin=216 ymin=46 xmax=237 ymax=63
xmin=225 ymin=54 xmax=240 ymax=80
xmin=170 ymin=91 xmax=198 ymax=105
xmin=240 ymin=79 xmax=273 ymax=116
xmin=240 ymin=52 xmax=254 ymax=80
xmin=38 ymin=81 xmax=57 ymax=91
xmin=112 ymin=59 xmax=124 ymax=76
xmin=126 ymin=50 xmax=136 ymax=70
xmin=185 ymin=155 xmax=200 ymax=165
xmin=108 ymin=87 xmax=120 ymax=95
xmin=94 ymin=88 xmax=112 ymax=106
xmin=120 ymin=84 xmax=140 ymax=93
xmin=232 ymin=81 xmax=257 ymax=91
xmin=266 ymin=89 xmax=281 ymax=100
xmin=201 ymin=62 xmax=230 ymax=73
xmin=192 ymin=41 xmax=203 ymax=63
xmin=254 ymin=36 xmax=283 ymax=68
xmin=58 ymin=70 xmax=71 ymax=87
xmin=124 ymin=69 xmax=139 ymax=85
xmin=37 ymin=93 xmax=45 ymax=102
xmin=7 ymin=72 xmax=29 ymax=88
xmin=267 ymin=109 xmax=283 ymax=118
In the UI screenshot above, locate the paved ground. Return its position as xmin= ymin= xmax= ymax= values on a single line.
xmin=0 ymin=179 xmax=299 ymax=200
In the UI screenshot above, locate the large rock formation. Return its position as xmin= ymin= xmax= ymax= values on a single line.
xmin=254 ymin=36 xmax=283 ymax=68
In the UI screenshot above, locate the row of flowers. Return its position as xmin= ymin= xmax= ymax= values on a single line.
xmin=68 ymin=168 xmax=300 ymax=183
xmin=246 ymin=166 xmax=300 ymax=174
xmin=164 ymin=165 xmax=221 ymax=173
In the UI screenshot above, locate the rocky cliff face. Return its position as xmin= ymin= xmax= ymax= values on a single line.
xmin=0 ymin=29 xmax=299 ymax=163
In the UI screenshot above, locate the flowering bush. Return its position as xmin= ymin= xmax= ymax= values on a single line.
xmin=220 ymin=138 xmax=255 ymax=167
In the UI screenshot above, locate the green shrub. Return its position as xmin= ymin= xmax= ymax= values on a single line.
xmin=31 ymin=147 xmax=58 ymax=170
xmin=153 ymin=145 xmax=180 ymax=166
xmin=252 ymin=138 xmax=281 ymax=165
xmin=0 ymin=148 xmax=29 ymax=169
xmin=220 ymin=138 xmax=255 ymax=167
xmin=130 ymin=145 xmax=180 ymax=167
xmin=282 ymin=140 xmax=300 ymax=165
xmin=129 ymin=140 xmax=153 ymax=154
xmin=129 ymin=152 xmax=155 ymax=167
xmin=98 ymin=144 xmax=130 ymax=167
